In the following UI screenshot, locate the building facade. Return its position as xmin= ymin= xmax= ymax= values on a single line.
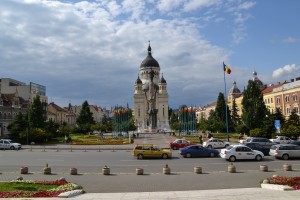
xmin=134 ymin=44 xmax=169 ymax=132
xmin=0 ymin=78 xmax=47 ymax=138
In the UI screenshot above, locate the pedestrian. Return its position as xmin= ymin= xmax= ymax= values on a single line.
xmin=199 ymin=135 xmax=203 ymax=145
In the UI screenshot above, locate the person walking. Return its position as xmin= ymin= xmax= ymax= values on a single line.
xmin=199 ymin=134 xmax=203 ymax=145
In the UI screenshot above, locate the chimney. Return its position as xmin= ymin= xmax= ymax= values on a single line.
xmin=296 ymin=77 xmax=300 ymax=81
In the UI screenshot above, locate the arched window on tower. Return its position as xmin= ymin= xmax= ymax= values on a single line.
xmin=138 ymin=108 xmax=140 ymax=117
xmin=163 ymin=105 xmax=165 ymax=117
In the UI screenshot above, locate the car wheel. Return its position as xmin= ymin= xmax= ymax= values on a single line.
xmin=225 ymin=144 xmax=229 ymax=148
xmin=172 ymin=146 xmax=177 ymax=150
xmin=282 ymin=154 xmax=289 ymax=160
xmin=209 ymin=152 xmax=215 ymax=157
xmin=229 ymin=156 xmax=236 ymax=162
xmin=137 ymin=154 xmax=144 ymax=159
xmin=10 ymin=146 xmax=15 ymax=150
xmin=255 ymin=155 xmax=262 ymax=161
xmin=207 ymin=145 xmax=212 ymax=149
xmin=162 ymin=153 xmax=168 ymax=159
xmin=186 ymin=153 xmax=192 ymax=158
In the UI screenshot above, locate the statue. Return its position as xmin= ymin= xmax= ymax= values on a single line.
xmin=145 ymin=68 xmax=158 ymax=131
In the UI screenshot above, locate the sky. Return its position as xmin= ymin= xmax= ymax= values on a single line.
xmin=1 ymin=0 xmax=300 ymax=110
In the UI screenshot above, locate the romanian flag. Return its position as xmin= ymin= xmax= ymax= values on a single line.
xmin=223 ymin=62 xmax=231 ymax=74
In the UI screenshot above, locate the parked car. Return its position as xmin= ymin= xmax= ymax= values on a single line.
xmin=270 ymin=136 xmax=293 ymax=144
xmin=244 ymin=142 xmax=270 ymax=156
xmin=270 ymin=144 xmax=300 ymax=160
xmin=179 ymin=145 xmax=219 ymax=158
xmin=203 ymin=138 xmax=230 ymax=149
xmin=169 ymin=139 xmax=195 ymax=150
xmin=0 ymin=139 xmax=22 ymax=150
xmin=290 ymin=140 xmax=300 ymax=146
xmin=240 ymin=137 xmax=275 ymax=149
xmin=132 ymin=144 xmax=172 ymax=159
xmin=220 ymin=145 xmax=264 ymax=162
xmin=239 ymin=137 xmax=252 ymax=144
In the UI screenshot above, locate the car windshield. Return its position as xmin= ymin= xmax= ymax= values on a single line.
xmin=226 ymin=146 xmax=232 ymax=150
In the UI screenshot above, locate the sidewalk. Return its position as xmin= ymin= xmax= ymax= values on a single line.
xmin=2 ymin=188 xmax=300 ymax=199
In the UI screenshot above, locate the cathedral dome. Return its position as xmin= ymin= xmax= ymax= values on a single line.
xmin=135 ymin=75 xmax=142 ymax=84
xmin=252 ymin=70 xmax=264 ymax=87
xmin=140 ymin=43 xmax=160 ymax=68
xmin=229 ymin=81 xmax=241 ymax=94
xmin=160 ymin=75 xmax=166 ymax=84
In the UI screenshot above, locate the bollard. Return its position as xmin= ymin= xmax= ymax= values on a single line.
xmin=70 ymin=145 xmax=73 ymax=152
xmin=283 ymin=163 xmax=292 ymax=171
xmin=30 ymin=145 xmax=32 ymax=151
xmin=102 ymin=166 xmax=110 ymax=175
xmin=84 ymin=147 xmax=87 ymax=152
xmin=70 ymin=168 xmax=77 ymax=175
xmin=163 ymin=164 xmax=171 ymax=175
xmin=42 ymin=146 xmax=46 ymax=152
xmin=98 ymin=146 xmax=101 ymax=152
xmin=228 ymin=163 xmax=236 ymax=173
xmin=20 ymin=166 xmax=28 ymax=174
xmin=136 ymin=168 xmax=144 ymax=175
xmin=260 ymin=164 xmax=268 ymax=172
xmin=112 ymin=147 xmax=115 ymax=152
xmin=43 ymin=163 xmax=51 ymax=175
xmin=194 ymin=166 xmax=202 ymax=174
xmin=56 ymin=146 xmax=59 ymax=152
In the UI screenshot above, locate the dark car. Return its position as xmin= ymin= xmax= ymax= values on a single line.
xmin=179 ymin=145 xmax=219 ymax=158
xmin=245 ymin=137 xmax=276 ymax=149
xmin=290 ymin=140 xmax=300 ymax=146
xmin=244 ymin=142 xmax=270 ymax=156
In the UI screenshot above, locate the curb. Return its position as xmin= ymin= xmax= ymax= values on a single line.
xmin=58 ymin=189 xmax=85 ymax=198
xmin=261 ymin=183 xmax=294 ymax=191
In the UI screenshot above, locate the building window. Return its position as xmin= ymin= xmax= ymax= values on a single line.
xmin=271 ymin=98 xmax=273 ymax=103
xmin=294 ymin=107 xmax=299 ymax=114
xmin=285 ymin=95 xmax=289 ymax=102
xmin=163 ymin=107 xmax=165 ymax=117
xmin=293 ymin=95 xmax=298 ymax=101
xmin=138 ymin=108 xmax=140 ymax=117
xmin=286 ymin=107 xmax=291 ymax=115
xmin=276 ymin=97 xmax=280 ymax=104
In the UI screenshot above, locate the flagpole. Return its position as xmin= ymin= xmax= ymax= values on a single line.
xmin=223 ymin=62 xmax=229 ymax=142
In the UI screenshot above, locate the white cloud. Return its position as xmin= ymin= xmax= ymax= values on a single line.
xmin=283 ymin=36 xmax=299 ymax=44
xmin=184 ymin=0 xmax=221 ymax=12
xmin=157 ymin=0 xmax=182 ymax=12
xmin=0 ymin=0 xmax=255 ymax=108
xmin=272 ymin=64 xmax=299 ymax=79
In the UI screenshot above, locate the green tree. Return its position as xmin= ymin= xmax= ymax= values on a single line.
xmin=241 ymin=80 xmax=267 ymax=132
xmin=7 ymin=112 xmax=28 ymax=142
xmin=214 ymin=92 xmax=232 ymax=132
xmin=287 ymin=109 xmax=300 ymax=127
xmin=231 ymin=98 xmax=240 ymax=129
xmin=76 ymin=101 xmax=95 ymax=132
xmin=261 ymin=112 xmax=275 ymax=138
xmin=29 ymin=95 xmax=46 ymax=129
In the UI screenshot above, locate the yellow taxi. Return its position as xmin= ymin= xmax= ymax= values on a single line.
xmin=132 ymin=144 xmax=172 ymax=159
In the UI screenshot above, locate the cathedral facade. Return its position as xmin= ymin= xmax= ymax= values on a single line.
xmin=134 ymin=44 xmax=169 ymax=133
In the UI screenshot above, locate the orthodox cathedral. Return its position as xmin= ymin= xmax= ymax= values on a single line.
xmin=134 ymin=43 xmax=169 ymax=133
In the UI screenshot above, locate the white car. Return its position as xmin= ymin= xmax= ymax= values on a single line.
xmin=203 ymin=138 xmax=230 ymax=149
xmin=220 ymin=145 xmax=264 ymax=162
xmin=0 ymin=139 xmax=22 ymax=150
xmin=270 ymin=136 xmax=292 ymax=144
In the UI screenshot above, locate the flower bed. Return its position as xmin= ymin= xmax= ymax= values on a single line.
xmin=267 ymin=176 xmax=300 ymax=190
xmin=0 ymin=180 xmax=81 ymax=198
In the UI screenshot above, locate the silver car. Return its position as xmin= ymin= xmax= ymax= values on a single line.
xmin=0 ymin=139 xmax=22 ymax=150
xmin=270 ymin=144 xmax=300 ymax=160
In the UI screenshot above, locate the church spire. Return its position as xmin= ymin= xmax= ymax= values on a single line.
xmin=148 ymin=40 xmax=152 ymax=55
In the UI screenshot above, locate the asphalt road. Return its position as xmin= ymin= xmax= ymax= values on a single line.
xmin=1 ymin=133 xmax=300 ymax=193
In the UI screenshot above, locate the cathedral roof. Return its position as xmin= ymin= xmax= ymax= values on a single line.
xmin=140 ymin=43 xmax=160 ymax=68
xmin=160 ymin=74 xmax=166 ymax=83
xmin=228 ymin=81 xmax=241 ymax=94
xmin=135 ymin=75 xmax=142 ymax=84
xmin=252 ymin=70 xmax=264 ymax=87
